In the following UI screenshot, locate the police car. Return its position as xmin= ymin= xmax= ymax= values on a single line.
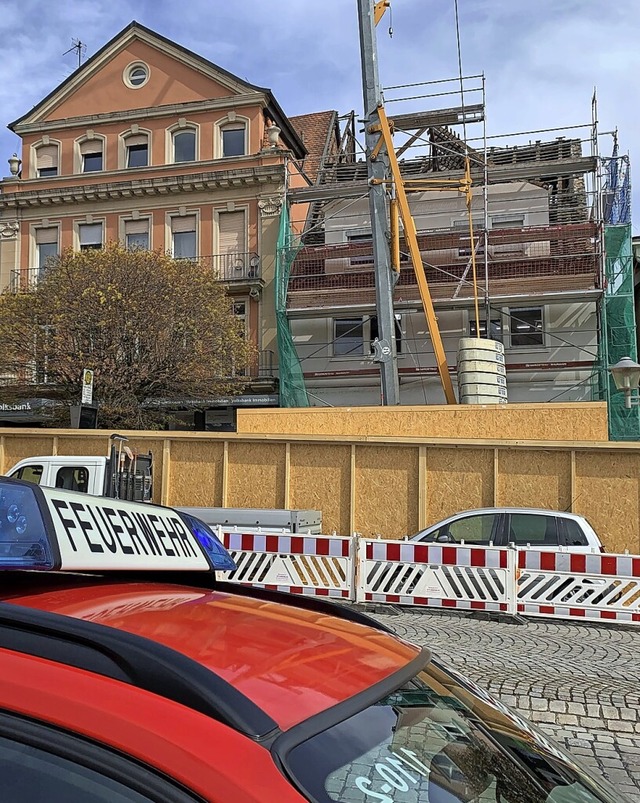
xmin=0 ymin=477 xmax=624 ymax=802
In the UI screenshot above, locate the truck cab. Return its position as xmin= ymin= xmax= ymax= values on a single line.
xmin=6 ymin=438 xmax=153 ymax=503
xmin=7 ymin=456 xmax=109 ymax=496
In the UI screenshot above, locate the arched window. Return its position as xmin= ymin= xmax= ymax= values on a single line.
xmin=220 ymin=123 xmax=246 ymax=158
xmin=121 ymin=131 xmax=150 ymax=169
xmin=173 ymin=129 xmax=196 ymax=163
xmin=34 ymin=144 xmax=59 ymax=178
xmin=79 ymin=139 xmax=103 ymax=173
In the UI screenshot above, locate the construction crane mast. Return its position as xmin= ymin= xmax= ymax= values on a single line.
xmin=357 ymin=0 xmax=400 ymax=405
xmin=357 ymin=0 xmax=457 ymax=405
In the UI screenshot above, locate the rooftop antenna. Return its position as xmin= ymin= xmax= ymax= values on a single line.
xmin=63 ymin=38 xmax=87 ymax=69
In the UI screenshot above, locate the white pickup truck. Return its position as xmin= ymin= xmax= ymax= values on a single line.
xmin=6 ymin=437 xmax=153 ymax=503
xmin=4 ymin=436 xmax=322 ymax=533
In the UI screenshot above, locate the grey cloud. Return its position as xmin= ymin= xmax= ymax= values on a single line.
xmin=0 ymin=0 xmax=636 ymax=226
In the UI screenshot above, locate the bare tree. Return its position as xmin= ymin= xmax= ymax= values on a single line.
xmin=0 ymin=245 xmax=254 ymax=428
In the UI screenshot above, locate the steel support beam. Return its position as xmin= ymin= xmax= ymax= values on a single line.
xmin=376 ymin=105 xmax=457 ymax=404
xmin=288 ymin=156 xmax=598 ymax=204
xmin=357 ymin=0 xmax=400 ymax=405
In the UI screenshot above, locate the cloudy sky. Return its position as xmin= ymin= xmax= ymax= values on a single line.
xmin=0 ymin=0 xmax=636 ymax=228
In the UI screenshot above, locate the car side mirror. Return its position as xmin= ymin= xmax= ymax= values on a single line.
xmin=436 ymin=531 xmax=452 ymax=543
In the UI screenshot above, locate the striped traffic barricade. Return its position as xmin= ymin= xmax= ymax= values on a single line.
xmin=218 ymin=528 xmax=356 ymax=599
xmin=517 ymin=549 xmax=640 ymax=623
xmin=357 ymin=538 xmax=517 ymax=613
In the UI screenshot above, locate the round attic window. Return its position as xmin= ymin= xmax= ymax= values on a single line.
xmin=123 ymin=62 xmax=149 ymax=89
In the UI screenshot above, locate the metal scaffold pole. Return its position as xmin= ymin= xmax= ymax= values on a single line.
xmin=357 ymin=0 xmax=400 ymax=405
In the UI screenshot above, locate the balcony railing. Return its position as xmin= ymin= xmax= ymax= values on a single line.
xmin=200 ymin=253 xmax=261 ymax=283
xmin=9 ymin=267 xmax=47 ymax=293
xmin=258 ymin=349 xmax=275 ymax=378
xmin=8 ymin=252 xmax=262 ymax=293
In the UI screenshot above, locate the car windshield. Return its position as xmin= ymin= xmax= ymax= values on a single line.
xmin=285 ymin=662 xmax=617 ymax=803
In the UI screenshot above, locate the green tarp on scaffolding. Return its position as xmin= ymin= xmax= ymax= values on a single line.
xmin=594 ymin=152 xmax=639 ymax=440
xmin=598 ymin=222 xmax=640 ymax=440
xmin=275 ymin=205 xmax=309 ymax=408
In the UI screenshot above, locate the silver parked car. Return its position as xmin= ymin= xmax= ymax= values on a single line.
xmin=409 ymin=507 xmax=603 ymax=553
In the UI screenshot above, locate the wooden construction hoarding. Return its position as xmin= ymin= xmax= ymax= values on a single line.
xmin=1 ymin=419 xmax=638 ymax=555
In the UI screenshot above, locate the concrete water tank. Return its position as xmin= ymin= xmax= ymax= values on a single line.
xmin=457 ymin=337 xmax=508 ymax=405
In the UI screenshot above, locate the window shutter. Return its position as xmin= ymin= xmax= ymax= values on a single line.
xmin=79 ymin=223 xmax=103 ymax=245
xmin=35 ymin=227 xmax=58 ymax=245
xmin=171 ymin=215 xmax=196 ymax=233
xmin=218 ymin=211 xmax=245 ymax=254
xmin=126 ymin=134 xmax=148 ymax=147
xmin=80 ymin=140 xmax=102 ymax=155
xmin=124 ymin=219 xmax=148 ymax=235
xmin=36 ymin=145 xmax=58 ymax=169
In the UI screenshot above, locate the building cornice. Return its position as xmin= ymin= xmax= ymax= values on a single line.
xmin=12 ymin=94 xmax=268 ymax=136
xmin=0 ymin=163 xmax=286 ymax=209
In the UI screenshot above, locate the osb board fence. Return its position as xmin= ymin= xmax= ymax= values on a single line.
xmin=236 ymin=402 xmax=608 ymax=442
xmin=1 ymin=427 xmax=639 ymax=554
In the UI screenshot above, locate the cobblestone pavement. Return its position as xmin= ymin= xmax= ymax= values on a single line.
xmin=369 ymin=607 xmax=640 ymax=801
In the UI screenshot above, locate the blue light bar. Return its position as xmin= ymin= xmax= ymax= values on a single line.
xmin=0 ymin=481 xmax=55 ymax=569
xmin=178 ymin=513 xmax=236 ymax=572
xmin=0 ymin=477 xmax=236 ymax=574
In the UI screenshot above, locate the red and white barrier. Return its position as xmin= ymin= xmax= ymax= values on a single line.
xmin=215 ymin=527 xmax=640 ymax=626
xmin=219 ymin=529 xmax=355 ymax=599
xmin=357 ymin=539 xmax=517 ymax=612
xmin=517 ymin=549 xmax=640 ymax=623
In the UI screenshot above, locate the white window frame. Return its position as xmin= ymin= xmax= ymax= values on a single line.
xmin=331 ymin=316 xmax=366 ymax=358
xmin=464 ymin=306 xmax=546 ymax=349
xmin=508 ymin=306 xmax=546 ymax=349
xmin=452 ymin=217 xmax=485 ymax=258
xmin=345 ymin=229 xmax=373 ymax=267
xmin=467 ymin=311 xmax=504 ymax=342
xmin=30 ymin=224 xmax=60 ymax=277
xmin=120 ymin=216 xmax=152 ymax=251
xmin=214 ymin=114 xmax=249 ymax=159
xmin=123 ymin=61 xmax=150 ymax=89
xmin=214 ymin=206 xmax=248 ymax=251
xmin=490 ymin=214 xmax=527 ymax=255
xmin=75 ymin=133 xmax=107 ymax=175
xmin=490 ymin=214 xmax=526 ymax=229
xmin=30 ymin=139 xmax=61 ymax=179
xmin=75 ymin=219 xmax=104 ymax=252
xmin=119 ymin=128 xmax=152 ymax=170
xmin=167 ymin=121 xmax=199 ymax=164
xmin=167 ymin=210 xmax=199 ymax=260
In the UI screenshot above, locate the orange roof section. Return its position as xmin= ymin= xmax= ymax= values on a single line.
xmin=290 ymin=110 xmax=340 ymax=183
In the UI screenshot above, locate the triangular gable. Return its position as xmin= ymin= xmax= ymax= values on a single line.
xmin=10 ymin=21 xmax=270 ymax=130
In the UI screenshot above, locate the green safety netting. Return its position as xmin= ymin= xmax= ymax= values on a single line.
xmin=275 ymin=205 xmax=309 ymax=407
xmin=594 ymin=221 xmax=640 ymax=440
xmin=592 ymin=153 xmax=638 ymax=440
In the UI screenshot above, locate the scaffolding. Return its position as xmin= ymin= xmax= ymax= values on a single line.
xmin=594 ymin=150 xmax=638 ymax=440
xmin=283 ymin=26 xmax=624 ymax=412
xmin=275 ymin=203 xmax=309 ymax=408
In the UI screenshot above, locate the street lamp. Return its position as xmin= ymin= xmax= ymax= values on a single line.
xmin=609 ymin=356 xmax=640 ymax=409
